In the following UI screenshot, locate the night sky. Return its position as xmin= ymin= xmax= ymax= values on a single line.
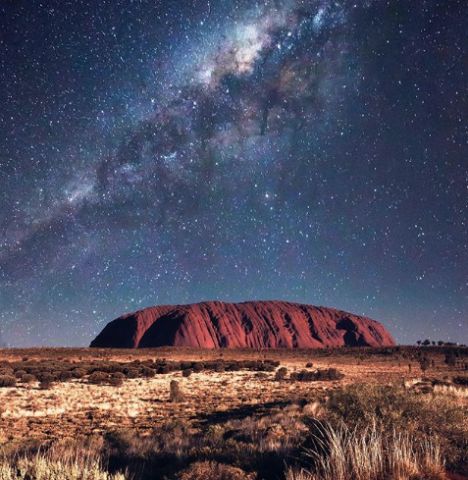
xmin=0 ymin=0 xmax=466 ymax=347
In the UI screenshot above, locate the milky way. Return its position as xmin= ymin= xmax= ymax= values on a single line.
xmin=0 ymin=0 xmax=466 ymax=346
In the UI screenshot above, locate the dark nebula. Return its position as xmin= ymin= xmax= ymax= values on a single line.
xmin=0 ymin=0 xmax=466 ymax=346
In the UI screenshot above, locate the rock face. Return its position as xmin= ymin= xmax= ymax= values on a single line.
xmin=90 ymin=301 xmax=395 ymax=349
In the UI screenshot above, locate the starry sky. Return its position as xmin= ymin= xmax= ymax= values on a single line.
xmin=0 ymin=0 xmax=466 ymax=347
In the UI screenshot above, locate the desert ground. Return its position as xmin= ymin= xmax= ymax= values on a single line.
xmin=0 ymin=346 xmax=466 ymax=480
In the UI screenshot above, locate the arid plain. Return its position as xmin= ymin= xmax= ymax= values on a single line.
xmin=0 ymin=346 xmax=467 ymax=480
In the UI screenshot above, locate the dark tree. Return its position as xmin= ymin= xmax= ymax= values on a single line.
xmin=444 ymin=353 xmax=457 ymax=367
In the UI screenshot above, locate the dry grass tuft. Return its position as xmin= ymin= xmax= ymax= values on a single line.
xmin=433 ymin=384 xmax=468 ymax=398
xmin=288 ymin=421 xmax=446 ymax=480
xmin=0 ymin=452 xmax=125 ymax=480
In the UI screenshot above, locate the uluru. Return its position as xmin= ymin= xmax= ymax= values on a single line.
xmin=90 ymin=301 xmax=395 ymax=349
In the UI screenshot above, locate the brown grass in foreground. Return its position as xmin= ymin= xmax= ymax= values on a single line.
xmin=0 ymin=455 xmax=125 ymax=480
xmin=287 ymin=423 xmax=445 ymax=480
xmin=0 ymin=346 xmax=466 ymax=479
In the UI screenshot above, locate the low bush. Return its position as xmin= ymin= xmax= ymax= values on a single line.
xmin=291 ymin=370 xmax=316 ymax=382
xmin=315 ymin=368 xmax=344 ymax=381
xmin=109 ymin=376 xmax=124 ymax=387
xmin=256 ymin=361 xmax=278 ymax=372
xmin=453 ymin=376 xmax=468 ymax=386
xmin=0 ymin=375 xmax=16 ymax=388
xmin=88 ymin=371 xmax=109 ymax=385
xmin=140 ymin=367 xmax=155 ymax=378
xmin=39 ymin=380 xmax=54 ymax=390
xmin=214 ymin=362 xmax=225 ymax=372
xmin=275 ymin=367 xmax=288 ymax=381
xmin=123 ymin=369 xmax=139 ymax=379
xmin=71 ymin=368 xmax=87 ymax=379
xmin=177 ymin=461 xmax=256 ymax=480
xmin=36 ymin=372 xmax=57 ymax=383
xmin=291 ymin=368 xmax=344 ymax=382
xmin=20 ymin=374 xmax=36 ymax=384
xmin=192 ymin=363 xmax=204 ymax=372
xmin=59 ymin=371 xmax=73 ymax=381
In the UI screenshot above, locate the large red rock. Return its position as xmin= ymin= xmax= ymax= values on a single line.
xmin=90 ymin=301 xmax=395 ymax=348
